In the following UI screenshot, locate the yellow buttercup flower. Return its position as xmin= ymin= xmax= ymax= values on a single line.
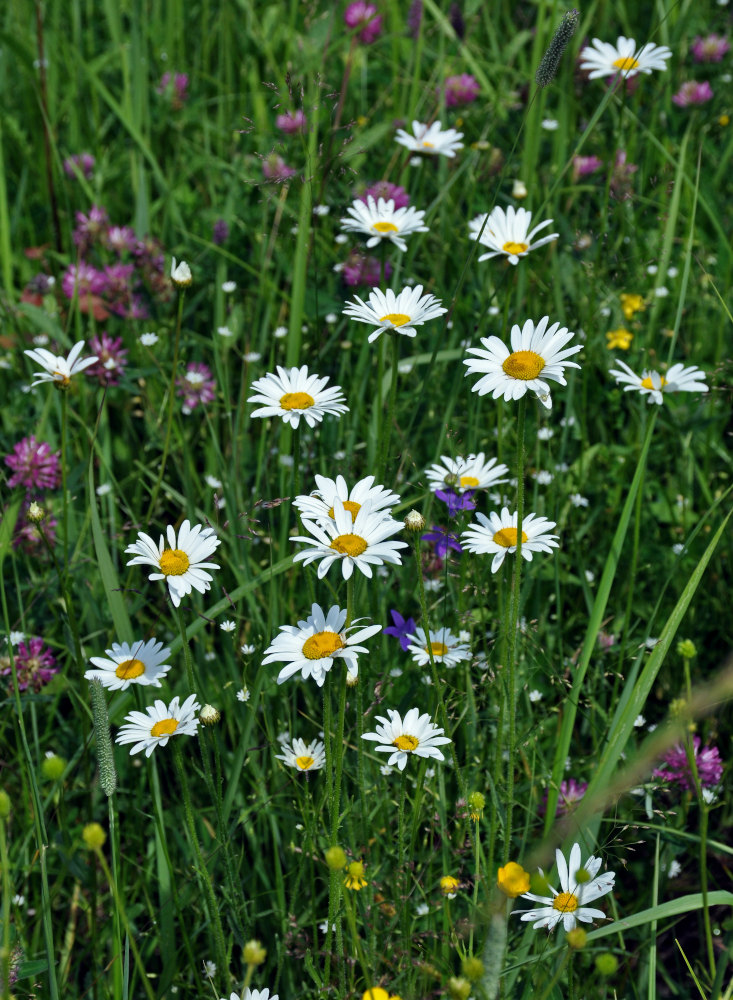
xmin=440 ymin=875 xmax=461 ymax=898
xmin=606 ymin=327 xmax=633 ymax=350
xmin=344 ymin=860 xmax=367 ymax=890
xmin=620 ymin=292 xmax=645 ymax=320
xmin=497 ymin=861 xmax=531 ymax=897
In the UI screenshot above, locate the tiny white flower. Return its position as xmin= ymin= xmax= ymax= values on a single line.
xmin=702 ymin=788 xmax=718 ymax=805
xmin=243 ymin=352 xmax=262 ymax=363
xmin=205 ymin=474 xmax=223 ymax=489
xmin=667 ymin=266 xmax=678 ymax=277
xmin=324 ymin=313 xmax=337 ymax=324
xmin=217 ymin=325 xmax=234 ymax=338
xmin=667 ymin=859 xmax=682 ymax=878
xmin=541 ymin=118 xmax=559 ymax=130
xmin=646 ymin=264 xmax=658 ymax=275
xmin=529 ymin=689 xmax=543 ymax=703
xmin=241 ymin=644 xmax=255 ymax=656
xmin=96 ymin=483 xmax=112 ymax=496
xmin=313 ymin=204 xmax=330 ymax=216
xmin=569 ymin=493 xmax=589 ymax=508
xmin=654 ymin=285 xmax=669 ymax=298
xmin=236 ymin=687 xmax=250 ymax=702
xmin=633 ymin=714 xmax=646 ymax=727
xmin=203 ymin=960 xmax=217 ymax=977
xmin=7 ymin=631 xmax=25 ymax=646
xmin=222 ymin=280 xmax=236 ymax=293
xmin=220 ymin=620 xmax=236 ymax=633
xmin=139 ymin=332 xmax=159 ymax=346
xmin=584 ymin=570 xmax=595 ymax=583
xmin=537 ymin=427 xmax=554 ymax=440
xmin=334 ymin=233 xmax=348 ymax=244
xmin=672 ymin=543 xmax=685 ymax=555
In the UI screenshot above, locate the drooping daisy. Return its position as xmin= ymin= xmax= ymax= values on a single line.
xmin=406 ymin=627 xmax=471 ymax=668
xmin=248 ymin=366 xmax=348 ymax=428
xmin=262 ymin=603 xmax=381 ymax=687
xmin=275 ymin=737 xmax=326 ymax=772
xmin=293 ymin=474 xmax=400 ymax=525
xmin=464 ymin=315 xmax=582 ymax=409
xmin=394 ymin=120 xmax=464 ymax=158
xmin=461 ymin=508 xmax=559 ymax=574
xmin=609 ymin=360 xmax=708 ymax=405
xmin=425 ymin=453 xmax=510 ymax=494
xmin=339 ymin=196 xmax=428 ymax=252
xmin=292 ymin=500 xmax=407 ymax=580
xmin=579 ymin=36 xmax=672 ymax=80
xmin=468 ymin=206 xmax=558 ymax=265
xmin=514 ymin=843 xmax=616 ymax=932
xmin=362 ymin=707 xmax=451 ymax=770
xmin=343 ymin=284 xmax=447 ymax=342
xmin=84 ymin=638 xmax=172 ymax=691
xmin=125 ymin=519 xmax=220 ymax=607
xmin=24 ymin=341 xmax=98 ymax=388
xmin=115 ymin=694 xmax=201 ymax=757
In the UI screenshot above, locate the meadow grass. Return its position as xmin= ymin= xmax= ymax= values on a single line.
xmin=1 ymin=0 xmax=732 ymax=998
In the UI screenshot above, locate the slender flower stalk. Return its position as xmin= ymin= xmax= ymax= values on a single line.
xmin=147 ymin=289 xmax=185 ymax=520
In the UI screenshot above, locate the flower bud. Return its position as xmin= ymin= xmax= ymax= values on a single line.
xmin=447 ymin=977 xmax=471 ymax=1000
xmin=41 ymin=754 xmax=66 ymax=781
xmin=82 ymin=822 xmax=106 ymax=850
xmin=200 ymin=704 xmax=221 ymax=726
xmin=170 ymin=257 xmax=192 ymax=288
xmin=595 ymin=953 xmax=619 ymax=976
xmin=325 ymin=845 xmax=347 ymax=870
xmin=467 ymin=791 xmax=485 ymax=821
xmin=512 ymin=179 xmax=528 ymax=199
xmin=677 ymin=639 xmax=696 ymax=660
xmin=461 ymin=956 xmax=484 ymax=981
xmin=0 ymin=789 xmax=10 ymax=818
xmin=242 ymin=939 xmax=266 ymax=965
xmin=404 ymin=510 xmax=425 ymax=532
xmin=27 ymin=502 xmax=45 ymax=523
xmin=566 ymin=927 xmax=587 ymax=949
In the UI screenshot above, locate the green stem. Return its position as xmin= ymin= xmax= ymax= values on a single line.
xmin=61 ymin=391 xmax=69 ymax=573
xmin=378 ymin=333 xmax=400 ymax=481
xmin=146 ymin=289 xmax=185 ymax=521
xmin=175 ymin=605 xmax=197 ymax=694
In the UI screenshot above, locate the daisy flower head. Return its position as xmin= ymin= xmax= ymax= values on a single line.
xmin=609 ymin=360 xmax=709 ymax=405
xmin=425 ymin=452 xmax=510 ymax=494
xmin=339 ymin=196 xmax=428 ymax=252
xmin=579 ymin=36 xmax=672 ymax=80
xmin=292 ymin=500 xmax=407 ymax=580
xmin=406 ymin=627 xmax=471 ymax=668
xmin=343 ymin=284 xmax=447 ymax=343
xmin=115 ymin=694 xmax=201 ymax=757
xmin=362 ymin=707 xmax=451 ymax=770
xmin=514 ymin=843 xmax=615 ymax=932
xmin=468 ymin=206 xmax=558 ymax=265
xmin=84 ymin=638 xmax=172 ymax=691
xmin=125 ymin=519 xmax=220 ymax=608
xmin=293 ymin=474 xmax=400 ymax=525
xmin=222 ymin=990 xmax=278 ymax=1000
xmin=262 ymin=603 xmax=381 ymax=687
xmin=461 ymin=508 xmax=559 ymax=574
xmin=24 ymin=341 xmax=98 ymax=389
xmin=170 ymin=257 xmax=192 ymax=287
xmin=394 ymin=120 xmax=464 ymax=158
xmin=275 ymin=737 xmax=326 ymax=772
xmin=464 ymin=315 xmax=581 ymax=409
xmin=248 ymin=365 xmax=348 ymax=428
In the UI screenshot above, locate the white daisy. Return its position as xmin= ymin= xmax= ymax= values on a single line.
xmin=84 ymin=638 xmax=172 ymax=691
xmin=362 ymin=707 xmax=451 ymax=771
xmin=293 ymin=474 xmax=400 ymax=525
xmin=461 ymin=507 xmax=559 ymax=574
xmin=125 ymin=519 xmax=220 ymax=608
xmin=24 ymin=341 xmax=98 ymax=388
xmin=464 ymin=315 xmax=582 ymax=410
xmin=343 ymin=285 xmax=447 ymax=343
xmin=468 ymin=206 xmax=558 ymax=265
xmin=115 ymin=694 xmax=201 ymax=757
xmin=609 ymin=360 xmax=708 ymax=405
xmin=425 ymin=453 xmax=510 ymax=493
xmin=394 ymin=120 xmax=464 ymax=158
xmin=247 ymin=365 xmax=348 ymax=428
xmin=514 ymin=843 xmax=616 ymax=932
xmin=580 ymin=36 xmax=672 ymax=80
xmin=406 ymin=627 xmax=471 ymax=668
xmin=262 ymin=603 xmax=381 ymax=687
xmin=339 ymin=196 xmax=429 ymax=252
xmin=275 ymin=737 xmax=326 ymax=772
xmin=292 ymin=499 xmax=407 ymax=580
xmin=222 ymin=990 xmax=278 ymax=1000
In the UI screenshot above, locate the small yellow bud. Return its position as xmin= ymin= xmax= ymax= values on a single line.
xmin=242 ymin=939 xmax=266 ymax=966
xmin=0 ymin=789 xmax=10 ymax=818
xmin=461 ymin=956 xmax=484 ymax=981
xmin=82 ymin=822 xmax=106 ymax=850
xmin=677 ymin=639 xmax=696 ymax=660
xmin=566 ymin=928 xmax=587 ymax=949
xmin=447 ymin=976 xmax=472 ymax=1000
xmin=325 ymin=845 xmax=347 ymax=871
xmin=41 ymin=754 xmax=66 ymax=781
xmin=595 ymin=953 xmax=619 ymax=976
xmin=404 ymin=510 xmax=425 ymax=532
xmin=497 ymin=862 xmax=531 ymax=898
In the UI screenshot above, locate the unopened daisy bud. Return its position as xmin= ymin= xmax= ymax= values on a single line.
xmin=89 ymin=679 xmax=117 ymax=798
xmin=512 ymin=179 xmax=528 ymax=199
xmin=595 ymin=953 xmax=619 ymax=976
xmin=497 ymin=862 xmax=531 ymax=898
xmin=404 ymin=509 xmax=425 ymax=532
xmin=325 ymin=845 xmax=347 ymax=870
xmin=82 ymin=822 xmax=106 ymax=850
xmin=443 ymin=472 xmax=459 ymax=487
xmin=677 ymin=639 xmax=696 ymax=660
xmin=447 ymin=976 xmax=471 ymax=1000
xmin=199 ymin=704 xmax=221 ymax=725
xmin=242 ymin=939 xmax=266 ymax=965
xmin=27 ymin=501 xmax=45 ymax=523
xmin=346 ymin=667 xmax=359 ymax=687
xmin=170 ymin=257 xmax=192 ymax=288
xmin=41 ymin=754 xmax=66 ymax=781
xmin=566 ymin=927 xmax=587 ymax=949
xmin=467 ymin=791 xmax=485 ymax=821
xmin=0 ymin=789 xmax=10 ymax=818
xmin=535 ymin=9 xmax=579 ymax=87
xmin=461 ymin=956 xmax=484 ymax=981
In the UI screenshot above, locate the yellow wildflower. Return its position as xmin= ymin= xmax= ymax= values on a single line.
xmin=496 ymin=861 xmax=531 ymax=898
xmin=606 ymin=327 xmax=633 ymax=350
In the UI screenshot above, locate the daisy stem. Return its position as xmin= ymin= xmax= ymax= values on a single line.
xmin=60 ymin=390 xmax=69 ymax=572
xmin=398 ymin=768 xmax=408 ymax=936
xmin=175 ymin=605 xmax=197 ymax=694
xmin=504 ymin=394 xmax=527 ymax=863
xmin=172 ymin=740 xmax=229 ymax=976
xmin=330 ymin=667 xmax=348 ymax=843
xmin=146 ymin=288 xmax=185 ymax=521
xmin=379 ymin=333 xmax=400 ymax=481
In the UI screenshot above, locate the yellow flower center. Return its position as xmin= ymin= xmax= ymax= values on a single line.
xmin=379 ymin=312 xmax=411 ymax=327
xmin=151 ymin=717 xmax=179 ymax=738
xmin=460 ymin=475 xmax=479 ymax=487
xmin=641 ymin=375 xmax=667 ymax=390
xmin=296 ymin=755 xmax=315 ymax=770
xmin=327 ymin=500 xmax=361 ymax=521
xmin=393 ymin=734 xmax=420 ymax=751
xmin=430 ymin=642 xmax=448 ymax=657
xmin=115 ymin=658 xmax=145 ymax=679
xmin=502 ymin=350 xmax=545 ymax=381
xmin=280 ymin=391 xmax=315 ymax=410
xmin=53 ymin=371 xmax=71 ymax=386
xmin=492 ymin=527 xmax=528 ymax=548
xmin=502 ymin=240 xmax=529 ymax=255
xmin=372 ymin=221 xmax=398 ymax=233
xmin=159 ymin=548 xmax=191 ymax=576
xmin=330 ymin=533 xmax=368 ymax=557
xmin=553 ymin=891 xmax=579 ymax=912
xmin=302 ymin=630 xmax=346 ymax=660
xmin=422 ymin=141 xmax=434 ymax=148
xmin=612 ymin=56 xmax=639 ymax=71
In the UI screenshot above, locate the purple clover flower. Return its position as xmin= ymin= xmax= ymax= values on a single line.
xmin=213 ymin=219 xmax=229 ymax=245
xmin=435 ymin=488 xmax=476 ymax=518
xmin=262 ymin=154 xmax=296 ymax=182
xmin=342 ymin=251 xmax=391 ymax=287
xmin=157 ymin=72 xmax=189 ymax=109
xmin=87 ymin=333 xmax=128 ymax=385
xmin=177 ymin=362 xmax=216 ymax=414
xmin=572 ymin=155 xmax=603 ymax=181
xmin=441 ymin=73 xmax=480 ymax=107
xmin=276 ymin=110 xmax=307 ymax=134
xmin=691 ymin=34 xmax=730 ymax=63
xmin=344 ymin=1 xmax=382 ymax=44
xmin=61 ymin=262 xmax=108 ymax=300
xmin=63 ymin=152 xmax=95 ymax=180
xmin=73 ymin=204 xmax=109 ymax=254
xmin=384 ymin=610 xmax=418 ymax=651
xmin=5 ymin=436 xmax=61 ymax=492
xmin=1 ymin=636 xmax=57 ymax=692
xmin=359 ymin=181 xmax=410 ymax=210
xmin=421 ymin=525 xmax=463 ymax=558
xmin=653 ymin=737 xmax=723 ymax=790
xmin=672 ymin=81 xmax=714 ymax=107
xmin=104 ymin=225 xmax=137 ymax=254
xmin=609 ymin=150 xmax=638 ymax=201
xmin=541 ymin=778 xmax=588 ymax=817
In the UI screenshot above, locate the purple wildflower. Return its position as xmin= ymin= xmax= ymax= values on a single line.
xmin=63 ymin=153 xmax=95 ymax=180
xmin=177 ymin=362 xmax=216 ymax=414
xmin=541 ymin=778 xmax=587 ymax=817
xmin=344 ymin=1 xmax=383 ymax=44
xmin=384 ymin=610 xmax=418 ymax=651
xmin=407 ymin=0 xmax=422 ymax=37
xmin=24 ymin=273 xmax=56 ymax=297
xmin=61 ymin=262 xmax=108 ymax=300
xmin=14 ymin=504 xmax=57 ymax=552
xmin=441 ymin=73 xmax=480 ymax=108
xmin=262 ymin=154 xmax=297 ymax=182
xmin=359 ymin=181 xmax=410 ymax=210
xmin=212 ymin=219 xmax=229 ymax=245
xmin=5 ymin=436 xmax=61 ymax=492
xmin=653 ymin=737 xmax=723 ymax=790
xmin=691 ymin=34 xmax=730 ymax=63
xmin=435 ymin=488 xmax=476 ymax=518
xmin=73 ymin=204 xmax=109 ymax=255
xmin=342 ymin=251 xmax=391 ymax=287
xmin=421 ymin=525 xmax=463 ymax=558
xmin=104 ymin=225 xmax=137 ymax=254
xmin=572 ymin=155 xmax=603 ymax=181
xmin=87 ymin=333 xmax=128 ymax=385
xmin=672 ymin=81 xmax=713 ymax=107
xmin=102 ymin=262 xmax=136 ymax=316
xmin=157 ymin=71 xmax=189 ymax=110
xmin=276 ymin=110 xmax=307 ymax=134
xmin=1 ymin=636 xmax=58 ymax=693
